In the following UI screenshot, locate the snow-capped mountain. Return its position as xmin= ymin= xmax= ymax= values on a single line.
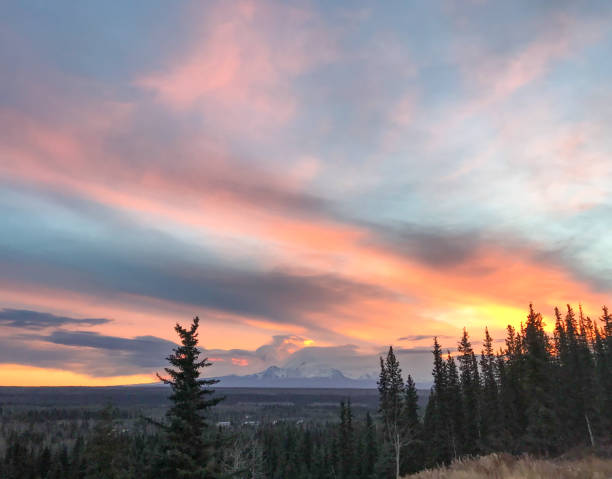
xmin=215 ymin=365 xmax=376 ymax=388
xmin=258 ymin=364 xmax=346 ymax=379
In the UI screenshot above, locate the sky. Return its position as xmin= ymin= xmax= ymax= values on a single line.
xmin=1 ymin=0 xmax=612 ymax=386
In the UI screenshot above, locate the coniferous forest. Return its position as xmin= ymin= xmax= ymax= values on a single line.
xmin=1 ymin=304 xmax=611 ymax=478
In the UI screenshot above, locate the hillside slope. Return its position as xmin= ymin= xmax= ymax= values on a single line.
xmin=407 ymin=453 xmax=612 ymax=479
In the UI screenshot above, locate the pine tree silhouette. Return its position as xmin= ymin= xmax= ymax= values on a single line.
xmin=156 ymin=317 xmax=222 ymax=479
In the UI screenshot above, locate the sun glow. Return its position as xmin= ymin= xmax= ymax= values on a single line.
xmin=0 ymin=364 xmax=156 ymax=387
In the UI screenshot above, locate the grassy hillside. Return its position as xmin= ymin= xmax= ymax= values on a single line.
xmin=407 ymin=453 xmax=612 ymax=479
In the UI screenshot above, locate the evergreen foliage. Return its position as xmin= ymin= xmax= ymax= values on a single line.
xmin=422 ymin=303 xmax=612 ymax=465
xmin=84 ymin=405 xmax=132 ymax=479
xmin=378 ymin=346 xmax=423 ymax=478
xmin=338 ymin=399 xmax=355 ymax=478
xmin=479 ymin=327 xmax=499 ymax=449
xmin=1 ymin=304 xmax=611 ymax=478
xmin=155 ymin=316 xmax=223 ymax=479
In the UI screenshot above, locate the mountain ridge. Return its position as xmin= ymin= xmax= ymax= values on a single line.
xmin=214 ymin=365 xmax=377 ymax=388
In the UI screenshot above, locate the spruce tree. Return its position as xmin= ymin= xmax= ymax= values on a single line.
xmin=378 ymin=355 xmax=389 ymax=418
xmin=401 ymin=375 xmax=423 ymax=474
xmin=554 ymin=305 xmax=597 ymax=446
xmin=445 ymin=352 xmax=463 ymax=459
xmin=338 ymin=399 xmax=355 ymax=479
xmin=423 ymin=337 xmax=450 ymax=466
xmin=502 ymin=324 xmax=528 ymax=445
xmin=522 ymin=304 xmax=559 ymax=453
xmin=432 ymin=337 xmax=446 ymax=399
xmin=494 ymin=349 xmax=514 ymax=449
xmin=156 ymin=317 xmax=222 ymax=479
xmin=403 ymin=375 xmax=419 ymax=432
xmin=84 ymin=405 xmax=130 ymax=479
xmin=599 ymin=306 xmax=612 ymax=427
xmin=457 ymin=329 xmax=480 ymax=454
xmin=479 ymin=328 xmax=499 ymax=448
xmin=363 ymin=412 xmax=377 ymax=478
xmin=378 ymin=346 xmax=405 ymax=479
xmin=594 ymin=323 xmax=611 ymax=431
xmin=576 ymin=306 xmax=597 ymax=445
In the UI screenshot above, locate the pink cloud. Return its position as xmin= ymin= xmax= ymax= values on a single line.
xmin=138 ymin=0 xmax=336 ymax=130
xmin=4 ymin=95 xmax=610 ymax=350
xmin=433 ymin=13 xmax=606 ymax=137
xmin=3 ymin=4 xmax=611 ymax=375
xmin=464 ymin=20 xmax=572 ymax=103
xmin=231 ymin=358 xmax=249 ymax=366
xmin=441 ymin=89 xmax=612 ymax=214
xmin=4 ymin=100 xmax=610 ymax=345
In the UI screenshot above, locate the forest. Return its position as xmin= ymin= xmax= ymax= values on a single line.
xmin=1 ymin=304 xmax=611 ymax=478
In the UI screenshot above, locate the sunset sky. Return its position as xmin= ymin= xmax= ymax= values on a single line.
xmin=1 ymin=1 xmax=612 ymax=386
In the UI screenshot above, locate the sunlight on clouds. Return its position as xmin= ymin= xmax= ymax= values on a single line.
xmin=1 ymin=0 xmax=612 ymax=384
xmin=231 ymin=358 xmax=249 ymax=366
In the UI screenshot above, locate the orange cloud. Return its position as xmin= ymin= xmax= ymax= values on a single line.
xmin=2 ymin=106 xmax=608 ymax=353
xmin=2 ymin=108 xmax=609 ymax=350
xmin=0 ymin=280 xmax=277 ymax=351
xmin=231 ymin=358 xmax=249 ymax=366
xmin=3 ymin=0 xmax=612 ymax=388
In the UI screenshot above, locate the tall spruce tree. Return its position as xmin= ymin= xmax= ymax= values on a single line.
xmin=598 ymin=306 xmax=612 ymax=427
xmin=338 ymin=399 xmax=355 ymax=479
xmin=378 ymin=346 xmax=405 ymax=479
xmin=400 ymin=375 xmax=423 ymax=475
xmin=156 ymin=317 xmax=222 ymax=479
xmin=569 ymin=305 xmax=597 ymax=445
xmin=522 ymin=304 xmax=559 ymax=453
xmin=403 ymin=375 xmax=419 ymax=432
xmin=457 ymin=329 xmax=480 ymax=454
xmin=479 ymin=328 xmax=499 ymax=448
xmin=423 ymin=337 xmax=450 ymax=466
xmin=363 ymin=412 xmax=377 ymax=479
xmin=445 ymin=352 xmax=463 ymax=459
xmin=501 ymin=324 xmax=528 ymax=446
xmin=494 ymin=349 xmax=514 ymax=449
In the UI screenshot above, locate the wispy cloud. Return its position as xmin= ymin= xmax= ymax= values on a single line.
xmin=1 ymin=0 xmax=612 ymax=384
xmin=0 ymin=309 xmax=111 ymax=329
xmin=138 ymin=0 xmax=336 ymax=133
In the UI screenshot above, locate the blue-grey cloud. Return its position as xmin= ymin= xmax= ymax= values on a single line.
xmin=0 ymin=189 xmax=394 ymax=328
xmin=2 ymin=0 xmax=612 ymax=386
xmin=397 ymin=334 xmax=454 ymax=342
xmin=393 ymin=347 xmax=432 ymax=355
xmin=44 ymin=330 xmax=176 ymax=369
xmin=0 ymin=329 xmax=177 ymax=377
xmin=370 ymin=225 xmax=482 ymax=267
xmin=0 ymin=308 xmax=111 ymax=330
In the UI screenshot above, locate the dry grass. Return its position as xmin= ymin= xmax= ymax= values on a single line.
xmin=407 ymin=453 xmax=612 ymax=479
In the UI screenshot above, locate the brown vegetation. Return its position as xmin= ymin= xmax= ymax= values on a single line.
xmin=406 ymin=453 xmax=612 ymax=479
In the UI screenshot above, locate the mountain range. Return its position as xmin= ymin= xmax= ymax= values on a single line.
xmin=213 ymin=365 xmax=378 ymax=388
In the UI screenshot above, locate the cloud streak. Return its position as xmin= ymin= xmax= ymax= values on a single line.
xmin=1 ymin=0 xmax=612 ymax=384
xmin=0 ymin=309 xmax=111 ymax=329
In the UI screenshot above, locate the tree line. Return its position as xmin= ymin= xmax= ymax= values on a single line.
xmin=376 ymin=303 xmax=612 ymax=477
xmin=1 ymin=304 xmax=611 ymax=478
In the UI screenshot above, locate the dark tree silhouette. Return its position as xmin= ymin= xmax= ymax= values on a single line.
xmin=378 ymin=346 xmax=406 ymax=479
xmin=156 ymin=317 xmax=222 ymax=479
xmin=479 ymin=327 xmax=499 ymax=448
xmin=457 ymin=328 xmax=481 ymax=454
